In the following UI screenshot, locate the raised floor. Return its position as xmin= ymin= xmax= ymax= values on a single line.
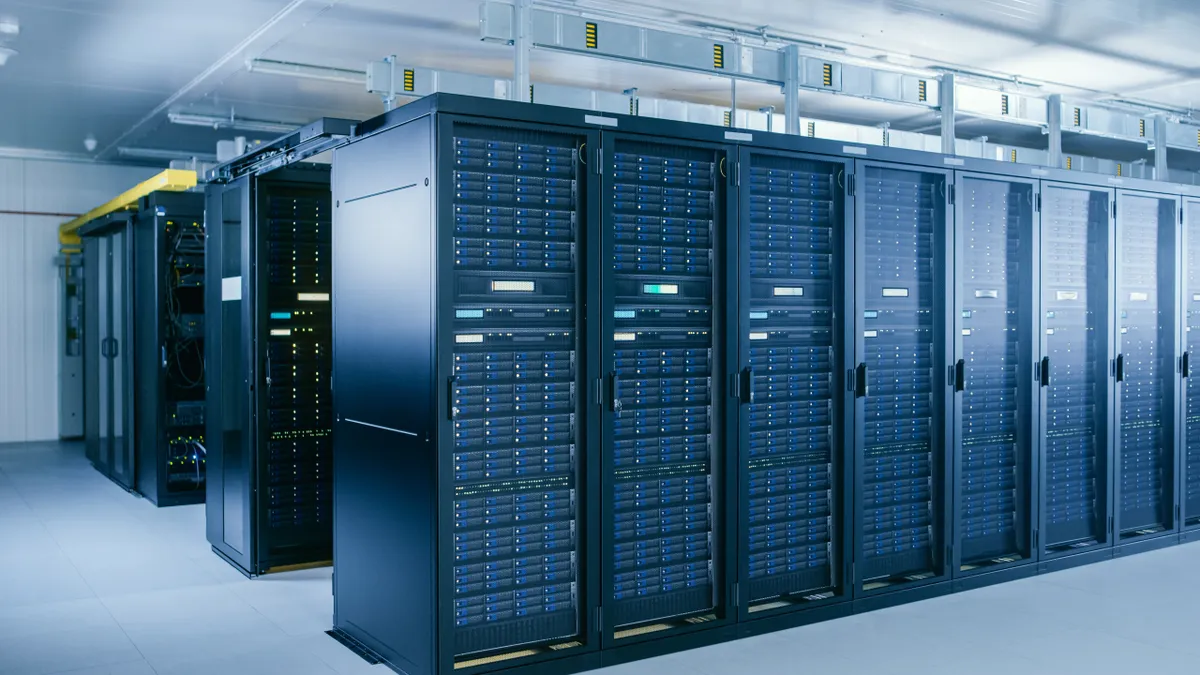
xmin=1 ymin=440 xmax=1198 ymax=675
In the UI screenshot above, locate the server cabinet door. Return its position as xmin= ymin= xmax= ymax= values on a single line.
xmin=1039 ymin=183 xmax=1114 ymax=557
xmin=600 ymin=134 xmax=731 ymax=643
xmin=441 ymin=119 xmax=597 ymax=667
xmin=1185 ymin=200 xmax=1200 ymax=530
xmin=736 ymin=148 xmax=851 ymax=616
xmin=1113 ymin=190 xmax=1179 ymax=541
xmin=84 ymin=236 xmax=104 ymax=468
xmin=952 ymin=174 xmax=1038 ymax=575
xmin=110 ymin=226 xmax=136 ymax=489
xmin=852 ymin=161 xmax=953 ymax=595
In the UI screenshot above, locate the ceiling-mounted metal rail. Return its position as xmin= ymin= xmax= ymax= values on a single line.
xmin=205 ymin=117 xmax=357 ymax=183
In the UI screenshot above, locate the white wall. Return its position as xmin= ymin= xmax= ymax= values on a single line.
xmin=0 ymin=159 xmax=157 ymax=443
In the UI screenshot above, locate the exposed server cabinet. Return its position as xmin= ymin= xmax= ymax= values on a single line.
xmin=851 ymin=162 xmax=953 ymax=596
xmin=1112 ymin=191 xmax=1180 ymax=543
xmin=82 ymin=214 xmax=136 ymax=490
xmin=333 ymin=109 xmax=604 ymax=675
xmin=1185 ymin=199 xmax=1200 ymax=530
xmin=133 ymin=193 xmax=208 ymax=506
xmin=1038 ymin=184 xmax=1114 ymax=558
xmin=734 ymin=148 xmax=852 ymax=615
xmin=600 ymin=135 xmax=734 ymax=642
xmin=951 ymin=174 xmax=1038 ymax=575
xmin=204 ymin=164 xmax=334 ymax=575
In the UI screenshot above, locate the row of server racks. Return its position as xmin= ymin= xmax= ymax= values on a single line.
xmin=80 ymin=193 xmax=208 ymax=507
xmin=203 ymin=124 xmax=342 ymax=574
xmin=329 ymin=94 xmax=1200 ymax=675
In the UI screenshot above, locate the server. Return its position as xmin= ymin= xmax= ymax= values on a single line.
xmin=1185 ymin=198 xmax=1200 ymax=531
xmin=952 ymin=175 xmax=1037 ymax=576
xmin=331 ymin=94 xmax=1195 ymax=675
xmin=81 ymin=193 xmax=208 ymax=506
xmin=204 ymin=120 xmax=347 ymax=574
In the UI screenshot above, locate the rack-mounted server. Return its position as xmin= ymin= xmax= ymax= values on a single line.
xmin=330 ymin=94 xmax=1199 ymax=675
xmin=81 ymin=193 xmax=208 ymax=507
xmin=205 ymin=161 xmax=337 ymax=576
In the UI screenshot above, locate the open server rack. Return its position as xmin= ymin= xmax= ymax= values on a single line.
xmin=81 ymin=193 xmax=208 ymax=506
xmin=331 ymin=94 xmax=1198 ymax=675
xmin=204 ymin=119 xmax=351 ymax=575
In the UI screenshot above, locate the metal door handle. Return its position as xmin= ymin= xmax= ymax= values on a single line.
xmin=854 ymin=363 xmax=869 ymax=398
xmin=742 ymin=367 xmax=756 ymax=404
xmin=448 ymin=375 xmax=459 ymax=421
xmin=1184 ymin=352 xmax=1191 ymax=379
xmin=954 ymin=359 xmax=966 ymax=392
xmin=609 ymin=373 xmax=623 ymax=415
xmin=162 ymin=346 xmax=168 ymax=370
xmin=1116 ymin=353 xmax=1125 ymax=382
xmin=1041 ymin=356 xmax=1051 ymax=387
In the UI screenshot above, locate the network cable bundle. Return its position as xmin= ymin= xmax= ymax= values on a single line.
xmin=328 ymin=94 xmax=1197 ymax=675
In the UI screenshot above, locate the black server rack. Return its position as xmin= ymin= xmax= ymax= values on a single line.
xmin=851 ymin=162 xmax=952 ymax=599
xmin=81 ymin=193 xmax=208 ymax=506
xmin=1038 ymin=184 xmax=1114 ymax=561
xmin=205 ymin=163 xmax=335 ymax=575
xmin=1185 ymin=199 xmax=1200 ymax=531
xmin=82 ymin=213 xmax=136 ymax=491
xmin=1112 ymin=191 xmax=1180 ymax=545
xmin=735 ymin=148 xmax=852 ymax=616
xmin=951 ymin=174 xmax=1038 ymax=577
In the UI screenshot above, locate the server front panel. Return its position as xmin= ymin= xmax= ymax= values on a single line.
xmin=1114 ymin=193 xmax=1177 ymax=538
xmin=1187 ymin=200 xmax=1200 ymax=527
xmin=606 ymin=139 xmax=721 ymax=633
xmin=741 ymin=152 xmax=843 ymax=609
xmin=163 ymin=215 xmax=207 ymax=496
xmin=262 ymin=186 xmax=333 ymax=557
xmin=955 ymin=176 xmax=1034 ymax=569
xmin=448 ymin=126 xmax=583 ymax=659
xmin=856 ymin=164 xmax=949 ymax=591
xmin=1040 ymin=185 xmax=1111 ymax=553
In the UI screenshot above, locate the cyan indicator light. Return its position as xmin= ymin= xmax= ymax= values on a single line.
xmin=270 ymin=312 xmax=292 ymax=320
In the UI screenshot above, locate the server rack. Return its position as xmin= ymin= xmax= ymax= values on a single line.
xmin=82 ymin=213 xmax=136 ymax=491
xmin=205 ymin=123 xmax=344 ymax=574
xmin=951 ymin=174 xmax=1038 ymax=580
xmin=1184 ymin=198 xmax=1200 ymax=533
xmin=81 ymin=194 xmax=208 ymax=506
xmin=331 ymin=93 xmax=1200 ymax=675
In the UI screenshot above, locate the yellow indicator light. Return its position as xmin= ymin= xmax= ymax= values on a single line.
xmin=1139 ymin=119 xmax=1146 ymax=137
xmin=1074 ymin=107 xmax=1081 ymax=126
xmin=918 ymin=80 xmax=927 ymax=102
xmin=1066 ymin=156 xmax=1073 ymax=170
xmin=723 ymin=110 xmax=731 ymax=127
xmin=713 ymin=44 xmax=724 ymax=69
xmin=1011 ymin=149 xmax=1018 ymax=163
xmin=822 ymin=63 xmax=833 ymax=87
xmin=403 ymin=69 xmax=414 ymax=92
xmin=584 ymin=22 xmax=598 ymax=49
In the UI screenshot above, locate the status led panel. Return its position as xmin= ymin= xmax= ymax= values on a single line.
xmin=607 ymin=140 xmax=719 ymax=629
xmin=955 ymin=177 xmax=1033 ymax=568
xmin=1041 ymin=185 xmax=1110 ymax=552
xmin=742 ymin=154 xmax=841 ymax=605
xmin=1115 ymin=193 xmax=1176 ymax=537
xmin=449 ymin=128 xmax=581 ymax=656
xmin=857 ymin=165 xmax=947 ymax=587
xmin=1187 ymin=201 xmax=1200 ymax=527
xmin=264 ymin=189 xmax=332 ymax=538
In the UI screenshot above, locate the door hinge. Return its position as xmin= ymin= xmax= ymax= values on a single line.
xmin=847 ymin=173 xmax=856 ymax=197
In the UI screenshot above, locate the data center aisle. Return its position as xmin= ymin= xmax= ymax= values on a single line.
xmin=3 ymin=440 xmax=1200 ymax=675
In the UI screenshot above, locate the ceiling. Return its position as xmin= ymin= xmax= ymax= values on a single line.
xmin=2 ymin=0 xmax=1200 ymax=164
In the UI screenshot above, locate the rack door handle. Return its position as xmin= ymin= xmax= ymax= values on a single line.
xmin=854 ymin=363 xmax=869 ymax=398
xmin=742 ymin=367 xmax=756 ymax=404
xmin=609 ymin=373 xmax=623 ymax=415
xmin=447 ymin=375 xmax=460 ymax=421
xmin=954 ymin=359 xmax=966 ymax=392
xmin=1041 ymin=356 xmax=1051 ymax=387
xmin=1184 ymin=352 xmax=1191 ymax=379
xmin=1116 ymin=353 xmax=1125 ymax=382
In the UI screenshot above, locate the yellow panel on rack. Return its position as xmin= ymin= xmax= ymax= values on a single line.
xmin=58 ymin=169 xmax=197 ymax=246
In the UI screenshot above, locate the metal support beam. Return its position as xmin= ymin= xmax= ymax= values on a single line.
xmin=1154 ymin=113 xmax=1169 ymax=180
xmin=513 ymin=0 xmax=532 ymax=102
xmin=58 ymin=170 xmax=197 ymax=246
xmin=1047 ymin=94 xmax=1063 ymax=168
xmin=783 ymin=45 xmax=800 ymax=135
xmin=940 ymin=73 xmax=956 ymax=155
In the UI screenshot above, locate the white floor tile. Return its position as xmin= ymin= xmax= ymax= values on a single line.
xmin=0 ymin=623 xmax=144 ymax=675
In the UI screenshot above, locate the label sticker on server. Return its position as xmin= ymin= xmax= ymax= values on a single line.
xmin=270 ymin=328 xmax=292 ymax=337
xmin=298 ymin=292 xmax=330 ymax=302
xmin=962 ymin=329 xmax=972 ymax=336
xmin=1056 ymin=291 xmax=1079 ymax=301
xmin=1129 ymin=292 xmax=1149 ymax=302
xmin=1046 ymin=329 xmax=1055 ymax=335
xmin=773 ymin=286 xmax=804 ymax=297
xmin=455 ymin=334 xmax=484 ymax=344
xmin=221 ymin=276 xmax=242 ymax=302
xmin=614 ymin=310 xmax=636 ymax=319
xmin=749 ymin=312 xmax=769 ymax=320
xmin=614 ymin=332 xmax=636 ymax=342
xmin=882 ymin=287 xmax=909 ymax=297
xmin=492 ymin=280 xmax=535 ymax=292
xmin=456 ymin=309 xmax=484 ymax=319
xmin=975 ymin=289 xmax=999 ymax=299
xmin=749 ymin=332 xmax=769 ymax=341
xmin=864 ymin=330 xmax=878 ymax=338
xmin=864 ymin=310 xmax=878 ymax=319
xmin=1194 ymin=294 xmax=1200 ymax=302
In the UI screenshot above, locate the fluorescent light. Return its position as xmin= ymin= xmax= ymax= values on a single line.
xmin=118 ymin=146 xmax=218 ymax=162
xmin=168 ymin=112 xmax=297 ymax=134
xmin=246 ymin=58 xmax=366 ymax=85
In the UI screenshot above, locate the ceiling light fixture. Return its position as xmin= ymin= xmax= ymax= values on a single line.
xmin=246 ymin=58 xmax=366 ymax=85
xmin=167 ymin=111 xmax=297 ymax=135
xmin=0 ymin=46 xmax=16 ymax=66
xmin=0 ymin=17 xmax=18 ymax=36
